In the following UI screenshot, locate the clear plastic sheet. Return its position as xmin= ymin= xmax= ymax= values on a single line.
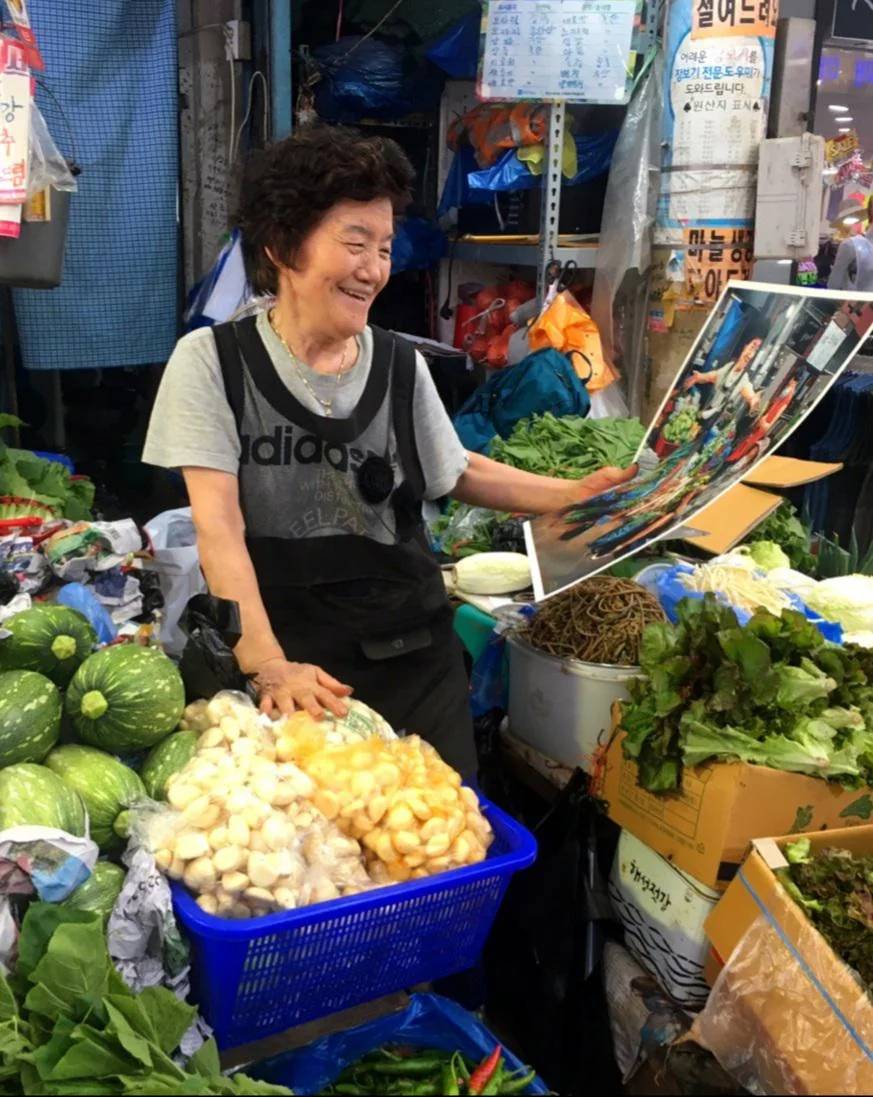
xmin=28 ymin=104 xmax=77 ymax=197
xmin=690 ymin=914 xmax=873 ymax=1095
xmin=590 ymin=54 xmax=664 ymax=406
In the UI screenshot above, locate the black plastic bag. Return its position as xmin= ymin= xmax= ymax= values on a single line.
xmin=177 ymin=593 xmax=255 ymax=702
xmin=0 ymin=569 xmax=18 ymax=606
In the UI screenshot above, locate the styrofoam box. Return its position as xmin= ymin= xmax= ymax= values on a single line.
xmin=608 ymin=829 xmax=720 ymax=1010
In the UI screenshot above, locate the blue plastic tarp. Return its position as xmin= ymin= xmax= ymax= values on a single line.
xmin=426 ymin=12 xmax=481 ymax=78
xmin=645 ymin=562 xmax=843 ymax=644
xmin=439 ymin=131 xmax=618 ymax=213
xmin=249 ymin=992 xmax=549 ymax=1095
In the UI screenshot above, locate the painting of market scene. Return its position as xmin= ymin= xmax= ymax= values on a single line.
xmin=527 ymin=283 xmax=873 ymax=599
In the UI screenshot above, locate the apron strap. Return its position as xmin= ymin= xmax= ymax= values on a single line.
xmin=372 ymin=327 xmax=427 ymax=539
xmin=212 ymin=320 xmax=245 ymax=432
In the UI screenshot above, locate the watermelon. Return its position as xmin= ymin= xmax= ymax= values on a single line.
xmin=45 ymin=744 xmax=146 ymax=850
xmin=60 ymin=861 xmax=125 ymax=923
xmin=65 ymin=644 xmax=185 ymax=752
xmin=0 ymin=669 xmax=61 ymax=767
xmin=0 ymin=763 xmax=86 ymax=835
xmin=0 ymin=604 xmax=96 ymax=687
xmin=141 ymin=730 xmax=198 ymax=800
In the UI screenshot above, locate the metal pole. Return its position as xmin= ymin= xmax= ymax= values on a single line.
xmin=537 ymin=100 xmax=565 ymax=300
xmin=270 ymin=0 xmax=292 ymax=138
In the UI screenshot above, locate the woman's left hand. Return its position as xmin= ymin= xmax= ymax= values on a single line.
xmin=559 ymin=464 xmax=637 ymax=509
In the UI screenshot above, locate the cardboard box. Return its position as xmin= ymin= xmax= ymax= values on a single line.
xmin=683 ymin=456 xmax=842 ymax=555
xmin=599 ymin=731 xmax=873 ymax=891
xmin=700 ymin=827 xmax=873 ymax=1095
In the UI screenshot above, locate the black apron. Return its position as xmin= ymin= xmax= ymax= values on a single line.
xmin=212 ymin=317 xmax=476 ymax=776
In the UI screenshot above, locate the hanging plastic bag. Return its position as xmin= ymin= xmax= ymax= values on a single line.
xmin=313 ymin=37 xmax=441 ymax=122
xmin=390 ymin=218 xmax=446 ymax=274
xmin=426 ymin=12 xmax=480 ymax=78
xmin=177 ymin=593 xmax=253 ymax=702
xmin=27 ymin=104 xmax=77 ymax=197
xmin=590 ymin=53 xmax=663 ymax=402
xmin=144 ymin=507 xmax=207 ymax=656
xmin=528 ymin=290 xmax=618 ymax=394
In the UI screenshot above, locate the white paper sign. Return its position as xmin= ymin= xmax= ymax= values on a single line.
xmin=0 ymin=44 xmax=30 ymax=204
xmin=479 ymin=0 xmax=636 ymax=104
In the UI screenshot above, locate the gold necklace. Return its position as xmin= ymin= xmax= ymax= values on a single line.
xmin=267 ymin=309 xmax=356 ymax=417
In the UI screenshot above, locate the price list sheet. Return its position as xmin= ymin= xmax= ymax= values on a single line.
xmin=479 ymin=0 xmax=637 ymax=104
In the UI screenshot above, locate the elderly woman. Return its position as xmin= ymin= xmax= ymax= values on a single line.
xmin=143 ymin=126 xmax=632 ymax=774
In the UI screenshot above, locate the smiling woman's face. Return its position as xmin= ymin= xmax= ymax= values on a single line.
xmin=273 ymin=197 xmax=394 ymax=339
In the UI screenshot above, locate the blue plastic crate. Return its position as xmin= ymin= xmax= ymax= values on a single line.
xmin=250 ymin=992 xmax=550 ymax=1094
xmin=30 ymin=450 xmax=75 ymax=473
xmin=172 ymin=796 xmax=536 ymax=1049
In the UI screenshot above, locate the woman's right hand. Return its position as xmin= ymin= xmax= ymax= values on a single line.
xmin=251 ymin=657 xmax=353 ymax=719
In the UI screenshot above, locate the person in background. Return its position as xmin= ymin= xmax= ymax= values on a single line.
xmin=143 ymin=126 xmax=633 ymax=774
xmin=828 ymin=197 xmax=873 ymax=293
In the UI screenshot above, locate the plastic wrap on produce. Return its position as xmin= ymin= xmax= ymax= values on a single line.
xmin=108 ymin=843 xmax=191 ymax=996
xmin=690 ymin=915 xmax=873 ymax=1095
xmin=590 ymin=53 xmax=663 ymax=397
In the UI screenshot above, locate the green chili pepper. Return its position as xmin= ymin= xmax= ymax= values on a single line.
xmin=481 ymin=1061 xmax=505 ymax=1095
xmin=371 ymin=1055 xmax=447 ymax=1075
xmin=455 ymin=1055 xmax=471 ymax=1082
xmin=441 ymin=1062 xmax=460 ymax=1096
xmin=499 ymin=1067 xmax=538 ymax=1094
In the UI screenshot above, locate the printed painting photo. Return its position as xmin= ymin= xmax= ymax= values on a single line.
xmin=525 ymin=282 xmax=873 ymax=600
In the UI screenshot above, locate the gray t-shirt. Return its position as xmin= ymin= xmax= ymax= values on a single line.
xmin=143 ymin=311 xmax=469 ymax=541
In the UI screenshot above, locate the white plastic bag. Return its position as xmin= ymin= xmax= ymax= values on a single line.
xmin=144 ymin=508 xmax=207 ymax=656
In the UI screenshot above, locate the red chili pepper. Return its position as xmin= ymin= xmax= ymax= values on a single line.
xmin=468 ymin=1044 xmax=502 ymax=1095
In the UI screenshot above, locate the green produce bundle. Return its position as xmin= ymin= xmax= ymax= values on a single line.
xmin=622 ymin=594 xmax=873 ymax=792
xmin=777 ymin=839 xmax=873 ymax=994
xmin=490 ymin=414 xmax=644 ymax=479
xmin=0 ymin=903 xmax=291 ymax=1095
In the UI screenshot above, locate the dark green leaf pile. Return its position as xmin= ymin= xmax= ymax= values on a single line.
xmin=0 ymin=903 xmax=291 ymax=1096
xmin=489 ymin=414 xmax=644 ymax=479
xmin=622 ymin=595 xmax=873 ymax=792
xmin=778 ymin=839 xmax=873 ymax=994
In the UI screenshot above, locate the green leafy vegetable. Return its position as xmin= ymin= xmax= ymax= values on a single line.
xmin=622 ymin=594 xmax=873 ymax=791
xmin=0 ymin=903 xmax=292 ymax=1096
xmin=0 ymin=415 xmax=94 ymax=522
xmin=489 ymin=413 xmax=644 ymax=479
xmin=746 ymin=541 xmax=791 ymax=571
xmin=777 ymin=842 xmax=873 ymax=993
xmin=746 ymin=501 xmax=815 ymax=574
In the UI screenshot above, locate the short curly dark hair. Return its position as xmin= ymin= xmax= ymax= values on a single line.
xmin=234 ymin=125 xmax=415 ymax=295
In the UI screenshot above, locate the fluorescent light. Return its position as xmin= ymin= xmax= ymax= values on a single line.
xmin=777 ymin=259 xmax=793 ymax=265
xmin=839 ymin=127 xmax=852 ymax=132
xmin=844 ymin=216 xmax=860 ymax=225
xmin=829 ymin=104 xmax=849 ymax=111
xmin=836 ymin=116 xmax=853 ymax=122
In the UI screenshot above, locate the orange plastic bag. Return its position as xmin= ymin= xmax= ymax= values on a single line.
xmin=528 ymin=290 xmax=619 ymax=393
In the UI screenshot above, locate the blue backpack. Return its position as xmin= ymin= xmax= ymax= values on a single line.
xmin=453 ymin=347 xmax=591 ymax=453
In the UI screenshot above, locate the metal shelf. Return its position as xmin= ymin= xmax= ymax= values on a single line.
xmin=452 ymin=240 xmax=599 ymax=267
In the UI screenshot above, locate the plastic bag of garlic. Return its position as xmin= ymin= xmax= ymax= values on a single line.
xmin=135 ymin=691 xmax=493 ymax=918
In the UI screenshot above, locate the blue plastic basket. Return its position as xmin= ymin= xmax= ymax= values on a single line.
xmin=250 ymin=992 xmax=550 ymax=1094
xmin=172 ymin=796 xmax=536 ymax=1049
